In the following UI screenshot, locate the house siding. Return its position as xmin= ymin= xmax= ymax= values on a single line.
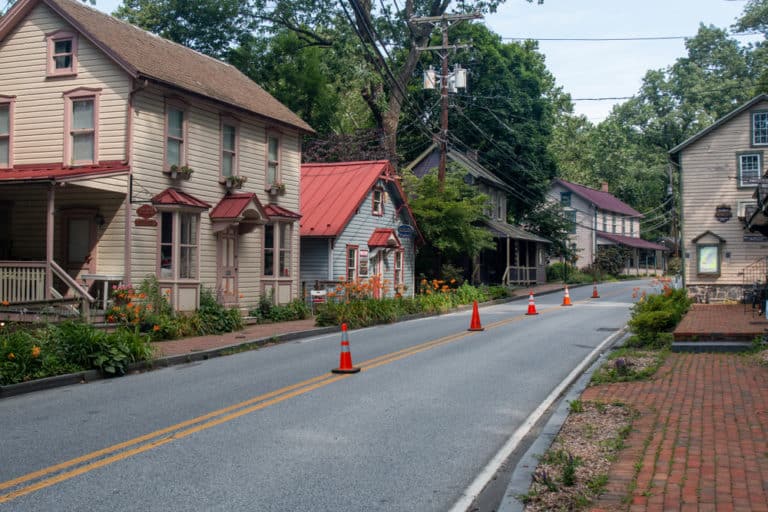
xmin=330 ymin=185 xmax=416 ymax=296
xmin=0 ymin=3 xmax=129 ymax=165
xmin=300 ymin=237 xmax=330 ymax=286
xmin=679 ymin=100 xmax=768 ymax=299
xmin=130 ymin=85 xmax=303 ymax=307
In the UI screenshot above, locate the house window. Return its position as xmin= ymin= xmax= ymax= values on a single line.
xmin=221 ymin=119 xmax=238 ymax=178
xmin=46 ymin=31 xmax=77 ymax=77
xmin=602 ymin=212 xmax=607 ymax=232
xmin=738 ymin=153 xmax=761 ymax=186
xmin=159 ymin=211 xmax=199 ymax=280
xmin=63 ymin=89 xmax=99 ymax=165
xmin=612 ymin=214 xmax=617 ymax=233
xmin=753 ymin=112 xmax=768 ymax=145
xmin=560 ymin=192 xmax=571 ymax=207
xmin=565 ymin=210 xmax=577 ymax=234
xmin=165 ymin=101 xmax=187 ymax=171
xmin=266 ymin=133 xmax=280 ymax=187
xmin=0 ymin=98 xmax=12 ymax=168
xmin=621 ymin=217 xmax=626 ymax=235
xmin=394 ymin=250 xmax=404 ymax=288
xmin=629 ymin=218 xmax=634 ymax=236
xmin=358 ymin=249 xmax=369 ymax=277
xmin=696 ymin=244 xmax=720 ymax=275
xmin=372 ymin=188 xmax=384 ymax=216
xmin=346 ymin=245 xmax=358 ymax=281
xmin=264 ymin=223 xmax=292 ymax=277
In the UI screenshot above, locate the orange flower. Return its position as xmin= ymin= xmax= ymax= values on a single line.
xmin=7 ymin=352 xmax=15 ymax=360
xmin=153 ymin=325 xmax=161 ymax=332
xmin=1 ymin=300 xmax=8 ymax=306
xmin=31 ymin=346 xmax=41 ymax=358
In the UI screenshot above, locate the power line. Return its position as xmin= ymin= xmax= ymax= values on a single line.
xmin=499 ymin=32 xmax=761 ymax=42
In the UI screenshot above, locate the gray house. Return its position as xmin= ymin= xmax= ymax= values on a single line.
xmin=300 ymin=160 xmax=422 ymax=298
xmin=405 ymin=144 xmax=550 ymax=285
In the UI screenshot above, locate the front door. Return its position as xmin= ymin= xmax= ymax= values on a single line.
xmin=63 ymin=212 xmax=96 ymax=279
xmin=217 ymin=227 xmax=238 ymax=304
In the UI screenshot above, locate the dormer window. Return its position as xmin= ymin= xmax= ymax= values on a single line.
xmin=46 ymin=31 xmax=78 ymax=77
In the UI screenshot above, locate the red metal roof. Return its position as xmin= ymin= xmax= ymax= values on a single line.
xmin=555 ymin=179 xmax=642 ymax=217
xmin=598 ymin=232 xmax=667 ymax=251
xmin=210 ymin=193 xmax=265 ymax=220
xmin=151 ymin=188 xmax=211 ymax=209
xmin=0 ymin=161 xmax=129 ymax=182
xmin=264 ymin=204 xmax=301 ymax=219
xmin=300 ymin=160 xmax=394 ymax=237
xmin=368 ymin=228 xmax=400 ymax=248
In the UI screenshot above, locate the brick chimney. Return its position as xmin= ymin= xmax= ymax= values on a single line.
xmin=601 ymin=181 xmax=609 ymax=193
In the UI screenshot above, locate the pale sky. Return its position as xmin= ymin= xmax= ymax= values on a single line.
xmin=92 ymin=0 xmax=759 ymax=123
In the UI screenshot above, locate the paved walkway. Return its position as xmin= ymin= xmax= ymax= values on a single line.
xmin=585 ymin=353 xmax=768 ymax=512
xmin=674 ymin=304 xmax=768 ymax=341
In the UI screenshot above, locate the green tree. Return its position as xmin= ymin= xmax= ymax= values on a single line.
xmin=403 ymin=166 xmax=494 ymax=276
xmin=400 ymin=23 xmax=562 ymax=217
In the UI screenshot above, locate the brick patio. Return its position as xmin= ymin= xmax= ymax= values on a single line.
xmin=673 ymin=304 xmax=768 ymax=341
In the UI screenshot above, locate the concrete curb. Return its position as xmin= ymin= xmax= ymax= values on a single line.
xmin=0 ymin=283 xmax=582 ymax=399
xmin=497 ymin=330 xmax=628 ymax=512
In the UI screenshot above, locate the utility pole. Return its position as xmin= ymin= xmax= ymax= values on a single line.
xmin=411 ymin=13 xmax=481 ymax=189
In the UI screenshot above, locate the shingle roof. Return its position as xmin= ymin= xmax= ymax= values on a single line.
xmin=555 ymin=179 xmax=642 ymax=217
xmin=484 ymin=219 xmax=551 ymax=244
xmin=0 ymin=0 xmax=313 ymax=133
xmin=405 ymin=144 xmax=512 ymax=193
xmin=598 ymin=232 xmax=667 ymax=251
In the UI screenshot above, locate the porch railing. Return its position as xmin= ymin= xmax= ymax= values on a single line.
xmin=502 ymin=266 xmax=538 ymax=286
xmin=0 ymin=260 xmax=94 ymax=318
xmin=0 ymin=261 xmax=47 ymax=302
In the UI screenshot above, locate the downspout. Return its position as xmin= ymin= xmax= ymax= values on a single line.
xmin=123 ymin=79 xmax=149 ymax=285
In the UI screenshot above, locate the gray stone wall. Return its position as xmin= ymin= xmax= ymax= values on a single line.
xmin=686 ymin=285 xmax=746 ymax=303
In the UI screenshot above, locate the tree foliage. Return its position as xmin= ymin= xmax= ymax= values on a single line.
xmin=403 ymin=166 xmax=494 ymax=261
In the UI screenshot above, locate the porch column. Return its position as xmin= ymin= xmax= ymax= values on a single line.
xmin=505 ymin=237 xmax=510 ymax=286
xmin=45 ymin=183 xmax=54 ymax=299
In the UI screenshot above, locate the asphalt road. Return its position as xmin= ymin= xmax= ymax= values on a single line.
xmin=0 ymin=279 xmax=655 ymax=511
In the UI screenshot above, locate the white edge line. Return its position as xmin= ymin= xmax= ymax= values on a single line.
xmin=447 ymin=327 xmax=627 ymax=512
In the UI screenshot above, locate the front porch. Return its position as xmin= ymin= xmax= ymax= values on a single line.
xmin=0 ymin=164 xmax=130 ymax=320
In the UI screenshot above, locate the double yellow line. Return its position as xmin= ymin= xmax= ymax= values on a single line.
xmin=1 ymin=289 xmax=623 ymax=504
xmin=0 ymin=327 xmax=481 ymax=503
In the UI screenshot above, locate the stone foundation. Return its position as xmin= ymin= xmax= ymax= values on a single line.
xmin=686 ymin=285 xmax=748 ymax=304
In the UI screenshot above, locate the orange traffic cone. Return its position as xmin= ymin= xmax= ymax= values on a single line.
xmin=562 ymin=285 xmax=572 ymax=306
xmin=632 ymin=287 xmax=638 ymax=299
xmin=591 ymin=282 xmax=600 ymax=299
xmin=331 ymin=323 xmax=360 ymax=374
xmin=526 ymin=290 xmax=539 ymax=315
xmin=468 ymin=300 xmax=484 ymax=331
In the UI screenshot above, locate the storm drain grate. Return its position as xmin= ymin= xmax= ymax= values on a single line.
xmin=596 ymin=327 xmax=619 ymax=332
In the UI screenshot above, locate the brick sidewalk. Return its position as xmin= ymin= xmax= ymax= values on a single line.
xmin=585 ymin=353 xmax=768 ymax=512
xmin=674 ymin=304 xmax=768 ymax=341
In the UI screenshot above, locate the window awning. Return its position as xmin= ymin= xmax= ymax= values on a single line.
xmin=152 ymin=188 xmax=211 ymax=209
xmin=210 ymin=193 xmax=268 ymax=233
xmin=368 ymin=228 xmax=400 ymax=248
xmin=264 ymin=203 xmax=301 ymax=220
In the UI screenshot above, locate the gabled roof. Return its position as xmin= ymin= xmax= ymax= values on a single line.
xmin=670 ymin=94 xmax=768 ymax=156
xmin=691 ymin=230 xmax=727 ymax=244
xmin=151 ymin=188 xmax=210 ymax=209
xmin=301 ymin=160 xmax=411 ymax=237
xmin=210 ymin=193 xmax=266 ymax=221
xmin=598 ymin=232 xmax=667 ymax=251
xmin=0 ymin=0 xmax=313 ymax=134
xmin=554 ymin=179 xmax=642 ymax=217
xmin=264 ymin=204 xmax=301 ymax=220
xmin=0 ymin=161 xmax=128 ymax=182
xmin=404 ymin=143 xmax=512 ymax=193
xmin=368 ymin=228 xmax=400 ymax=248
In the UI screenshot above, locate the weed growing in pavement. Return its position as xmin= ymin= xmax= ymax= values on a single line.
xmin=590 ymin=347 xmax=667 ymax=385
xmin=568 ymin=399 xmax=584 ymax=413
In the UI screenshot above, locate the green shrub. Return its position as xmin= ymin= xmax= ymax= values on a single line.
xmin=195 ymin=288 xmax=244 ymax=335
xmin=248 ymin=298 xmax=311 ymax=323
xmin=626 ymin=288 xmax=690 ymax=348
